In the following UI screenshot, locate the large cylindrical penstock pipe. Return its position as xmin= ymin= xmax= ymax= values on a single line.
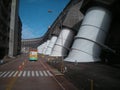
xmin=45 ymin=36 xmax=58 ymax=55
xmin=37 ymin=42 xmax=46 ymax=54
xmin=37 ymin=44 xmax=42 ymax=54
xmin=65 ymin=7 xmax=111 ymax=62
xmin=50 ymin=28 xmax=75 ymax=57
xmin=43 ymin=40 xmax=50 ymax=55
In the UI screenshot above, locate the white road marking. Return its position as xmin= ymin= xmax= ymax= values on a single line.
xmin=35 ymin=71 xmax=39 ymax=77
xmin=39 ymin=71 xmax=43 ymax=76
xmin=8 ymin=71 xmax=15 ymax=77
xmin=23 ymin=71 xmax=26 ymax=77
xmin=0 ymin=70 xmax=52 ymax=78
xmin=47 ymin=70 xmax=53 ymax=76
xmin=27 ymin=71 xmax=30 ymax=77
xmin=32 ymin=71 xmax=34 ymax=77
xmin=0 ymin=71 xmax=7 ymax=77
xmin=13 ymin=71 xmax=19 ymax=77
xmin=43 ymin=71 xmax=48 ymax=76
xmin=18 ymin=71 xmax=23 ymax=77
xmin=3 ymin=71 xmax=11 ymax=77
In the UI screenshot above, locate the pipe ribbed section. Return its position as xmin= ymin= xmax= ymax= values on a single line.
xmin=50 ymin=28 xmax=75 ymax=57
xmin=45 ymin=36 xmax=57 ymax=55
xmin=65 ymin=7 xmax=111 ymax=62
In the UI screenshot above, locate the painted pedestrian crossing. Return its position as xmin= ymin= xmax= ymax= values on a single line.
xmin=0 ymin=70 xmax=53 ymax=78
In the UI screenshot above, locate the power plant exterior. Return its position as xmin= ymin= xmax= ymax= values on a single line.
xmin=0 ymin=0 xmax=22 ymax=60
xmin=21 ymin=37 xmax=43 ymax=53
xmin=23 ymin=0 xmax=120 ymax=63
xmin=65 ymin=7 xmax=111 ymax=62
xmin=44 ymin=35 xmax=57 ymax=55
xmin=1 ymin=1 xmax=119 ymax=89
xmin=50 ymin=28 xmax=75 ymax=57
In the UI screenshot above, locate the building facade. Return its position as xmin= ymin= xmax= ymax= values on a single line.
xmin=21 ymin=38 xmax=43 ymax=53
xmin=0 ymin=0 xmax=22 ymax=59
xmin=38 ymin=0 xmax=120 ymax=63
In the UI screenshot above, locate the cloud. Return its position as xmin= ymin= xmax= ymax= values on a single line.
xmin=22 ymin=24 xmax=37 ymax=39
xmin=22 ymin=23 xmax=48 ymax=39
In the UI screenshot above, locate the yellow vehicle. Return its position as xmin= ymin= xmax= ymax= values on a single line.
xmin=29 ymin=50 xmax=38 ymax=61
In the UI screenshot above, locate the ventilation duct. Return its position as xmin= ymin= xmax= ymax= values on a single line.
xmin=45 ymin=36 xmax=58 ymax=55
xmin=50 ymin=28 xmax=75 ymax=57
xmin=65 ymin=7 xmax=111 ymax=62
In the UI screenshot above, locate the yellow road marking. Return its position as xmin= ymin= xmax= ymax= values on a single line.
xmin=6 ymin=60 xmax=27 ymax=90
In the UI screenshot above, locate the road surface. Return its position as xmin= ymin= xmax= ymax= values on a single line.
xmin=0 ymin=54 xmax=78 ymax=90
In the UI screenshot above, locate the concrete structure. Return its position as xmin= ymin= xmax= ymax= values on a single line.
xmin=0 ymin=0 xmax=22 ymax=59
xmin=65 ymin=7 xmax=111 ymax=62
xmin=43 ymin=40 xmax=50 ymax=54
xmin=50 ymin=28 xmax=75 ymax=57
xmin=21 ymin=0 xmax=120 ymax=63
xmin=42 ymin=0 xmax=120 ymax=63
xmin=9 ymin=0 xmax=20 ymax=57
xmin=37 ymin=43 xmax=45 ymax=54
xmin=45 ymin=35 xmax=57 ymax=55
xmin=17 ymin=17 xmax=22 ymax=54
xmin=0 ymin=0 xmax=11 ymax=59
xmin=50 ymin=1 xmax=84 ymax=57
xmin=21 ymin=37 xmax=43 ymax=53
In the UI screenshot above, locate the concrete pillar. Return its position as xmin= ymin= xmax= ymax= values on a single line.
xmin=45 ymin=36 xmax=57 ymax=55
xmin=50 ymin=28 xmax=75 ymax=57
xmin=8 ymin=0 xmax=19 ymax=57
xmin=65 ymin=7 xmax=111 ymax=62
xmin=43 ymin=40 xmax=50 ymax=55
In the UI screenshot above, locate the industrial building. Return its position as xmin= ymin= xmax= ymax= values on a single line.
xmin=36 ymin=0 xmax=120 ymax=63
xmin=0 ymin=0 xmax=22 ymax=60
xmin=2 ymin=0 xmax=119 ymax=89
xmin=21 ymin=0 xmax=120 ymax=63
xmin=21 ymin=37 xmax=43 ymax=53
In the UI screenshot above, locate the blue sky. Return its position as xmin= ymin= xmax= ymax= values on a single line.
xmin=19 ymin=0 xmax=70 ymax=39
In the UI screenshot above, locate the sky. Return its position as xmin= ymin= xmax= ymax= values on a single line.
xmin=19 ymin=0 xmax=70 ymax=39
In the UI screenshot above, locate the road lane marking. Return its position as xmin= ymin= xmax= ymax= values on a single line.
xmin=3 ymin=71 xmax=11 ymax=77
xmin=6 ymin=60 xmax=27 ymax=90
xmin=27 ymin=71 xmax=30 ymax=77
xmin=13 ymin=71 xmax=19 ymax=77
xmin=43 ymin=71 xmax=48 ymax=76
xmin=35 ymin=71 xmax=39 ymax=77
xmin=8 ymin=71 xmax=15 ymax=77
xmin=23 ymin=71 xmax=26 ymax=77
xmin=0 ymin=71 xmax=7 ymax=77
xmin=0 ymin=70 xmax=53 ymax=78
xmin=39 ymin=71 xmax=43 ymax=76
xmin=47 ymin=70 xmax=53 ymax=76
xmin=18 ymin=71 xmax=23 ymax=77
xmin=32 ymin=71 xmax=34 ymax=77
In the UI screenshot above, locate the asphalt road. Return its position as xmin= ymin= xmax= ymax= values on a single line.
xmin=0 ymin=54 xmax=78 ymax=90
